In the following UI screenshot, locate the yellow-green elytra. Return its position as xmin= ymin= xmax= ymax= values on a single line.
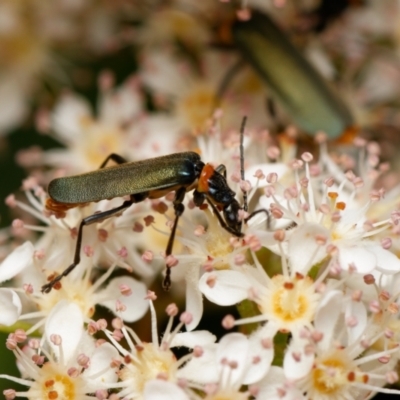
xmin=233 ymin=11 xmax=354 ymax=139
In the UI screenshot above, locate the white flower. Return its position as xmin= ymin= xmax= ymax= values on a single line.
xmin=252 ymin=366 xmax=306 ymax=400
xmin=0 ymin=0 xmax=131 ymax=135
xmin=36 ymin=73 xmax=144 ymax=174
xmin=260 ymin=151 xmax=400 ymax=276
xmin=199 ymin=246 xmax=323 ymax=338
xmin=0 ymin=239 xmax=149 ymax=331
xmin=140 ymin=48 xmax=269 ymax=134
xmin=0 ymin=288 xmax=23 ymax=327
xmin=138 ymin=6 xmax=210 ymax=51
xmin=283 ymin=290 xmax=400 ymax=399
xmin=0 ymin=186 xmax=151 ymax=330
xmin=179 ymin=331 xmax=274 ymax=388
xmin=0 ymin=301 xmax=119 ymax=399
xmin=104 ymin=295 xmax=216 ymax=399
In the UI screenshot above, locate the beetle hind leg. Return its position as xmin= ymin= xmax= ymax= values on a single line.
xmin=41 ymin=196 xmax=136 ymax=293
xmin=99 ymin=153 xmax=128 ymax=168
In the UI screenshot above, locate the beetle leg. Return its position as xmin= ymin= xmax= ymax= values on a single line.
xmin=206 ymin=199 xmax=243 ymax=238
xmin=99 ymin=153 xmax=128 ymax=168
xmin=244 ymin=209 xmax=271 ymax=229
xmin=41 ymin=195 xmax=137 ymax=293
xmin=163 ymin=187 xmax=187 ymax=290
xmin=194 ymin=190 xmax=243 ymax=236
xmin=193 ymin=189 xmax=205 ymax=207
xmin=215 ymin=164 xmax=227 ymax=178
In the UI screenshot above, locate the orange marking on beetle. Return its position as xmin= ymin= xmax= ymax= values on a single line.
xmin=333 ymin=125 xmax=359 ymax=145
xmin=45 ymin=198 xmax=89 ymax=219
xmin=197 ymin=164 xmax=215 ymax=193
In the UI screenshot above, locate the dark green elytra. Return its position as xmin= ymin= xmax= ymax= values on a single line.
xmin=48 ymin=152 xmax=202 ymax=204
xmin=233 ymin=11 xmax=354 ymax=138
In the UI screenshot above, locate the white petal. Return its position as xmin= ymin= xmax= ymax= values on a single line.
xmin=0 ymin=241 xmax=34 ymax=282
xmin=345 ymin=299 xmax=368 ymax=345
xmin=129 ymin=115 xmax=182 ymax=159
xmin=257 ymin=365 xmax=285 ymax=387
xmin=178 ymin=344 xmax=218 ymax=384
xmin=283 ymin=336 xmax=314 ymax=380
xmin=85 ymin=343 xmax=119 ymax=386
xmin=0 ymin=288 xmax=22 ymax=326
xmin=243 ymin=328 xmax=274 ymax=384
xmin=52 ymin=94 xmax=92 ymax=141
xmin=256 ymin=366 xmax=303 ymax=400
xmin=141 ymin=51 xmax=187 ymax=97
xmin=217 ymin=333 xmax=249 ymax=388
xmin=369 ymin=244 xmax=400 ymax=273
xmin=170 ymin=331 xmax=216 ymax=348
xmin=314 ymin=291 xmax=343 ymax=351
xmin=340 ymin=207 xmax=368 ymax=228
xmin=100 ymin=79 xmax=142 ymax=125
xmin=170 ymin=255 xmax=202 ymax=283
xmin=45 ymin=300 xmax=84 ymax=364
xmin=255 ymin=229 xmax=288 ymax=254
xmin=144 ymin=380 xmax=189 ymax=400
xmin=199 ymin=270 xmax=251 ymax=306
xmin=288 ymin=223 xmax=329 ymax=274
xmin=184 ymin=272 xmax=203 ymax=331
xmin=345 ymin=300 xmax=367 ymax=346
xmin=338 ymin=245 xmax=376 ymax=273
xmin=98 ymin=276 xmax=148 ymax=323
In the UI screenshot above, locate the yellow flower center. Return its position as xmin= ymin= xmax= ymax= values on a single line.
xmin=27 ymin=363 xmax=81 ymax=400
xmin=119 ymin=343 xmax=176 ymax=394
xmin=0 ymin=4 xmax=46 ymax=74
xmin=204 ymin=390 xmax=249 ymax=400
xmin=78 ymin=118 xmax=124 ymax=169
xmin=371 ymin=313 xmax=400 ymax=351
xmin=259 ymin=274 xmax=319 ymax=330
xmin=313 ymin=358 xmax=347 ymax=394
xmin=178 ymin=84 xmax=216 ymax=133
xmin=204 ymin=211 xmax=235 ymax=270
xmin=37 ymin=273 xmax=95 ymax=318
xmin=311 ymin=351 xmax=366 ymax=396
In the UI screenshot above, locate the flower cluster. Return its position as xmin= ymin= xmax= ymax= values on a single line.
xmin=1 ymin=1 xmax=400 ymax=400
xmin=3 ymin=122 xmax=400 ymax=399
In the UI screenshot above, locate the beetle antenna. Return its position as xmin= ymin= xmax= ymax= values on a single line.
xmin=240 ymin=116 xmax=248 ymax=212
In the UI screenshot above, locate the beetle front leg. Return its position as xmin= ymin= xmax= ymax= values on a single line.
xmin=245 ymin=208 xmax=271 ymax=229
xmin=215 ymin=164 xmax=227 ymax=178
xmin=163 ymin=187 xmax=187 ymax=291
xmin=194 ymin=190 xmax=243 ymax=237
